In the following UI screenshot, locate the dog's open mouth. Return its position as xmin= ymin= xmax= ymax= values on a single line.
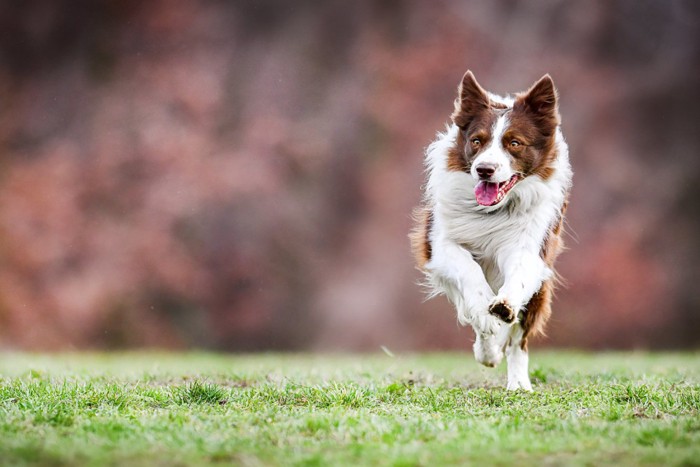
xmin=475 ymin=175 xmax=520 ymax=206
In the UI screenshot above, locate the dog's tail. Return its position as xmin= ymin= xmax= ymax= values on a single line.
xmin=409 ymin=205 xmax=433 ymax=271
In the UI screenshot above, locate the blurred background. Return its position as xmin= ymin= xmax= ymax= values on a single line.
xmin=0 ymin=0 xmax=698 ymax=351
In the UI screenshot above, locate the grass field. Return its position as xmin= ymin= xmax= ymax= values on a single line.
xmin=0 ymin=351 xmax=699 ymax=466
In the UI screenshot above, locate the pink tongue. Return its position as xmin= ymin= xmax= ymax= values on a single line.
xmin=475 ymin=181 xmax=499 ymax=206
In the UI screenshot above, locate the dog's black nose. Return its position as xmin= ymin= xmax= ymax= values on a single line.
xmin=475 ymin=164 xmax=496 ymax=179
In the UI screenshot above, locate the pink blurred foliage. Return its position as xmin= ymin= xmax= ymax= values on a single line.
xmin=0 ymin=0 xmax=698 ymax=350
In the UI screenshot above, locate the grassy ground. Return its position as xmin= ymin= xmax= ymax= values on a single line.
xmin=0 ymin=351 xmax=699 ymax=466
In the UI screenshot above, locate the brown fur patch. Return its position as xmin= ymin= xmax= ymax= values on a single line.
xmin=519 ymin=281 xmax=552 ymax=351
xmin=446 ymin=130 xmax=468 ymax=172
xmin=448 ymin=110 xmax=501 ymax=173
xmin=540 ymin=198 xmax=568 ymax=260
xmin=509 ymin=75 xmax=560 ymax=181
xmin=504 ymin=111 xmax=557 ymax=180
xmin=409 ymin=206 xmax=433 ymax=270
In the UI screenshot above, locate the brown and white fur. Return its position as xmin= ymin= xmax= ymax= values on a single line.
xmin=410 ymin=71 xmax=572 ymax=390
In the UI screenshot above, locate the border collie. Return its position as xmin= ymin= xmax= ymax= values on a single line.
xmin=410 ymin=71 xmax=572 ymax=390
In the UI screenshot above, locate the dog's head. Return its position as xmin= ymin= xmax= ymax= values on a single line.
xmin=450 ymin=71 xmax=560 ymax=207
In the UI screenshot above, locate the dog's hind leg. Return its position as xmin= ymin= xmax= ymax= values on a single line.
xmin=505 ymin=325 xmax=532 ymax=391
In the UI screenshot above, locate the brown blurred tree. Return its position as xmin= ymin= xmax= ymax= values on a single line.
xmin=0 ymin=0 xmax=698 ymax=350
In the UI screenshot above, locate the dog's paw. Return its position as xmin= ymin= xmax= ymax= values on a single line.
xmin=473 ymin=334 xmax=504 ymax=368
xmin=489 ymin=299 xmax=516 ymax=324
xmin=506 ymin=377 xmax=533 ymax=391
xmin=471 ymin=312 xmax=503 ymax=336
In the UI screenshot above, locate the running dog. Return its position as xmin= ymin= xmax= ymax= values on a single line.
xmin=410 ymin=71 xmax=572 ymax=390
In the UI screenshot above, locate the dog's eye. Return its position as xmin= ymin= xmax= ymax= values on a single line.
xmin=471 ymin=138 xmax=481 ymax=146
xmin=509 ymin=140 xmax=521 ymax=148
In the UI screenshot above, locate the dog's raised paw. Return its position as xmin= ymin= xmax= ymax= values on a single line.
xmin=489 ymin=300 xmax=515 ymax=323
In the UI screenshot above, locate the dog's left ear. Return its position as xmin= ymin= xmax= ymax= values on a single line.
xmin=517 ymin=74 xmax=560 ymax=125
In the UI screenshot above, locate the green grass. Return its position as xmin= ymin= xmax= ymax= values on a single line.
xmin=0 ymin=352 xmax=699 ymax=466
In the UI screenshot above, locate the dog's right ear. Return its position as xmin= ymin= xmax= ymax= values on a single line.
xmin=451 ymin=70 xmax=490 ymax=128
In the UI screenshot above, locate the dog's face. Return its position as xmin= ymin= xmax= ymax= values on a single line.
xmin=450 ymin=71 xmax=560 ymax=207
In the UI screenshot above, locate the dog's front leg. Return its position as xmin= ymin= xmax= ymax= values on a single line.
xmin=428 ymin=240 xmax=501 ymax=336
xmin=505 ymin=325 xmax=532 ymax=390
xmin=489 ymin=250 xmax=549 ymax=323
